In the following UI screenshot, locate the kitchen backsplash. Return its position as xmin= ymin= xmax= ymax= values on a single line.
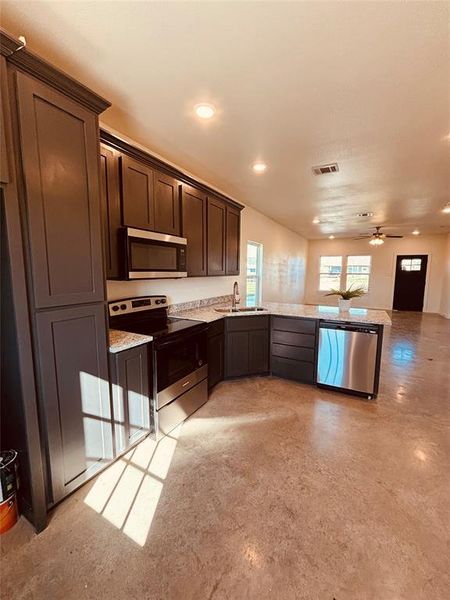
xmin=168 ymin=295 xmax=233 ymax=313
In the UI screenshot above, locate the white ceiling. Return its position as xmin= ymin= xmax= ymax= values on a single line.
xmin=2 ymin=1 xmax=449 ymax=239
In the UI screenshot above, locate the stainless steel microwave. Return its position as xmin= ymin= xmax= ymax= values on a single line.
xmin=124 ymin=227 xmax=187 ymax=279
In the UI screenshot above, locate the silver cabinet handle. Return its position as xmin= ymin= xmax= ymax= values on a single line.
xmin=182 ymin=381 xmax=190 ymax=387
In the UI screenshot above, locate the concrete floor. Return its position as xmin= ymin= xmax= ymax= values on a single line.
xmin=2 ymin=312 xmax=449 ymax=599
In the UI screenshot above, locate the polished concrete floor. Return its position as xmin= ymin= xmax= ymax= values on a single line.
xmin=2 ymin=312 xmax=449 ymax=599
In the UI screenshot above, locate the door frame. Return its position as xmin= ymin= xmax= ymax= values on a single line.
xmin=390 ymin=252 xmax=431 ymax=311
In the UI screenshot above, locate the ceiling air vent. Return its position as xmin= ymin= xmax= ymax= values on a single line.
xmin=312 ymin=163 xmax=339 ymax=176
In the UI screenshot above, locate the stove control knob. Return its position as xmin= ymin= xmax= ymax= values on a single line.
xmin=155 ymin=299 xmax=161 ymax=305
xmin=120 ymin=304 xmax=127 ymax=310
xmin=161 ymin=299 xmax=166 ymax=304
xmin=112 ymin=305 xmax=119 ymax=312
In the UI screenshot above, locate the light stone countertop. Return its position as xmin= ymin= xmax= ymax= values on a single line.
xmin=172 ymin=302 xmax=392 ymax=326
xmin=109 ymin=329 xmax=153 ymax=353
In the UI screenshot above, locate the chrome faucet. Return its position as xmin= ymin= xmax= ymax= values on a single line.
xmin=232 ymin=281 xmax=240 ymax=309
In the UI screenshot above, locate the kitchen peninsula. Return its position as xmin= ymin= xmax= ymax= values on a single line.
xmin=173 ymin=299 xmax=390 ymax=399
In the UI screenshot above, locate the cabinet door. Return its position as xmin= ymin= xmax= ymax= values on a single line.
xmin=226 ymin=205 xmax=241 ymax=275
xmin=16 ymin=72 xmax=105 ymax=308
xmin=225 ymin=330 xmax=249 ymax=377
xmin=154 ymin=171 xmax=180 ymax=235
xmin=110 ymin=345 xmax=150 ymax=454
xmin=0 ymin=57 xmax=10 ymax=185
xmin=208 ymin=333 xmax=224 ymax=389
xmin=35 ymin=304 xmax=112 ymax=503
xmin=100 ymin=144 xmax=122 ymax=279
xmin=121 ymin=155 xmax=155 ymax=230
xmin=249 ymin=329 xmax=269 ymax=374
xmin=207 ymin=196 xmax=226 ymax=275
xmin=181 ymin=184 xmax=207 ymax=276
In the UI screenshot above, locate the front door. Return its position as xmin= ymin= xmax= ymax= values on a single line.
xmin=392 ymin=255 xmax=428 ymax=311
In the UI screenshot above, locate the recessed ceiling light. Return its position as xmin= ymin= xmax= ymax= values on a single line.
xmin=328 ymin=235 xmax=335 ymax=239
xmin=412 ymin=229 xmax=420 ymax=235
xmin=312 ymin=217 xmax=320 ymax=224
xmin=442 ymin=203 xmax=450 ymax=214
xmin=194 ymin=103 xmax=215 ymax=119
xmin=252 ymin=162 xmax=267 ymax=173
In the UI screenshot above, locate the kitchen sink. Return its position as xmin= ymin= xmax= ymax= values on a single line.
xmin=215 ymin=306 xmax=267 ymax=313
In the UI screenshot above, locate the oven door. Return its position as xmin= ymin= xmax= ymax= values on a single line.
xmin=126 ymin=227 xmax=187 ymax=279
xmin=155 ymin=328 xmax=208 ymax=407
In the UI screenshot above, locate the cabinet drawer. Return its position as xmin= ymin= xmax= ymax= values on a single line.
xmin=272 ymin=329 xmax=315 ymax=348
xmin=208 ymin=318 xmax=225 ymax=338
xmin=272 ymin=316 xmax=316 ymax=334
xmin=271 ymin=356 xmax=315 ymax=384
xmin=272 ymin=343 xmax=314 ymax=363
xmin=226 ymin=315 xmax=269 ymax=332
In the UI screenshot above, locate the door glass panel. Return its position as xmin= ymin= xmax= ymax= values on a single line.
xmin=401 ymin=258 xmax=422 ymax=271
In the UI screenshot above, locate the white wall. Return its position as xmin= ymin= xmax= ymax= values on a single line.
xmin=107 ymin=205 xmax=308 ymax=305
xmin=305 ymin=234 xmax=448 ymax=313
xmin=440 ymin=234 xmax=450 ymax=318
xmin=240 ymin=206 xmax=308 ymax=303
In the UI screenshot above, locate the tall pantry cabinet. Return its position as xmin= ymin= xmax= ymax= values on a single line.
xmin=0 ymin=29 xmax=111 ymax=530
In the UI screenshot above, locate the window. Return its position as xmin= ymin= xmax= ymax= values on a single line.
xmin=246 ymin=241 xmax=263 ymax=305
xmin=401 ymin=258 xmax=422 ymax=271
xmin=346 ymin=255 xmax=371 ymax=291
xmin=319 ymin=256 xmax=342 ymax=291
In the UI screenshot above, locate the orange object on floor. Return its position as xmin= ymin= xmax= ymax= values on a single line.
xmin=0 ymin=494 xmax=18 ymax=534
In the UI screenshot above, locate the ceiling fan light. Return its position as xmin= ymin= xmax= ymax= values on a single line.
xmin=369 ymin=237 xmax=384 ymax=246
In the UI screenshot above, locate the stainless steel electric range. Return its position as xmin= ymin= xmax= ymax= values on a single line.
xmin=108 ymin=296 xmax=208 ymax=438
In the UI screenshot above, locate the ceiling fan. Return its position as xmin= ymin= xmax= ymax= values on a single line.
xmin=353 ymin=226 xmax=403 ymax=246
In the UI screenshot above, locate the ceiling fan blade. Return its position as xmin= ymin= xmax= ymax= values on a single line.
xmin=352 ymin=236 xmax=371 ymax=239
xmin=385 ymin=235 xmax=404 ymax=238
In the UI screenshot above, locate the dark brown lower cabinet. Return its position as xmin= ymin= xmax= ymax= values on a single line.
xmin=35 ymin=304 xmax=112 ymax=504
xmin=207 ymin=320 xmax=225 ymax=389
xmin=225 ymin=316 xmax=270 ymax=378
xmin=109 ymin=344 xmax=151 ymax=454
xmin=271 ymin=316 xmax=318 ymax=384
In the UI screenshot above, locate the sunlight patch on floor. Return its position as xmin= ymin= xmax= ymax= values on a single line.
xmin=84 ymin=426 xmax=181 ymax=546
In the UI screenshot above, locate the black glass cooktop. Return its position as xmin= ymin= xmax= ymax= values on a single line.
xmin=126 ymin=316 xmax=203 ymax=339
xmin=110 ymin=310 xmax=205 ymax=341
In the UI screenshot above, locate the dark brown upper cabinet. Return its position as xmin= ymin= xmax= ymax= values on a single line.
xmin=15 ymin=71 xmax=105 ymax=308
xmin=100 ymin=144 xmax=121 ymax=279
xmin=207 ymin=196 xmax=226 ymax=276
xmin=225 ymin=205 xmax=241 ymax=275
xmin=121 ymin=155 xmax=155 ymax=230
xmin=153 ymin=171 xmax=181 ymax=235
xmin=181 ymin=184 xmax=207 ymax=276
xmin=99 ymin=129 xmax=244 ymax=280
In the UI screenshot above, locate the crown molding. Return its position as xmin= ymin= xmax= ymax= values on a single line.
xmin=0 ymin=28 xmax=110 ymax=114
xmin=100 ymin=128 xmax=244 ymax=211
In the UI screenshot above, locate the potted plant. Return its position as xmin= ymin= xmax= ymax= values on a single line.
xmin=325 ymin=285 xmax=365 ymax=311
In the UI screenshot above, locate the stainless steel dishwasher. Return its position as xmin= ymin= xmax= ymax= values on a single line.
xmin=317 ymin=321 xmax=380 ymax=399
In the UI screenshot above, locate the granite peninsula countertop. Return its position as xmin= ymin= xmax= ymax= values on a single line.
xmin=109 ymin=329 xmax=153 ymax=353
xmin=172 ymin=302 xmax=392 ymax=326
